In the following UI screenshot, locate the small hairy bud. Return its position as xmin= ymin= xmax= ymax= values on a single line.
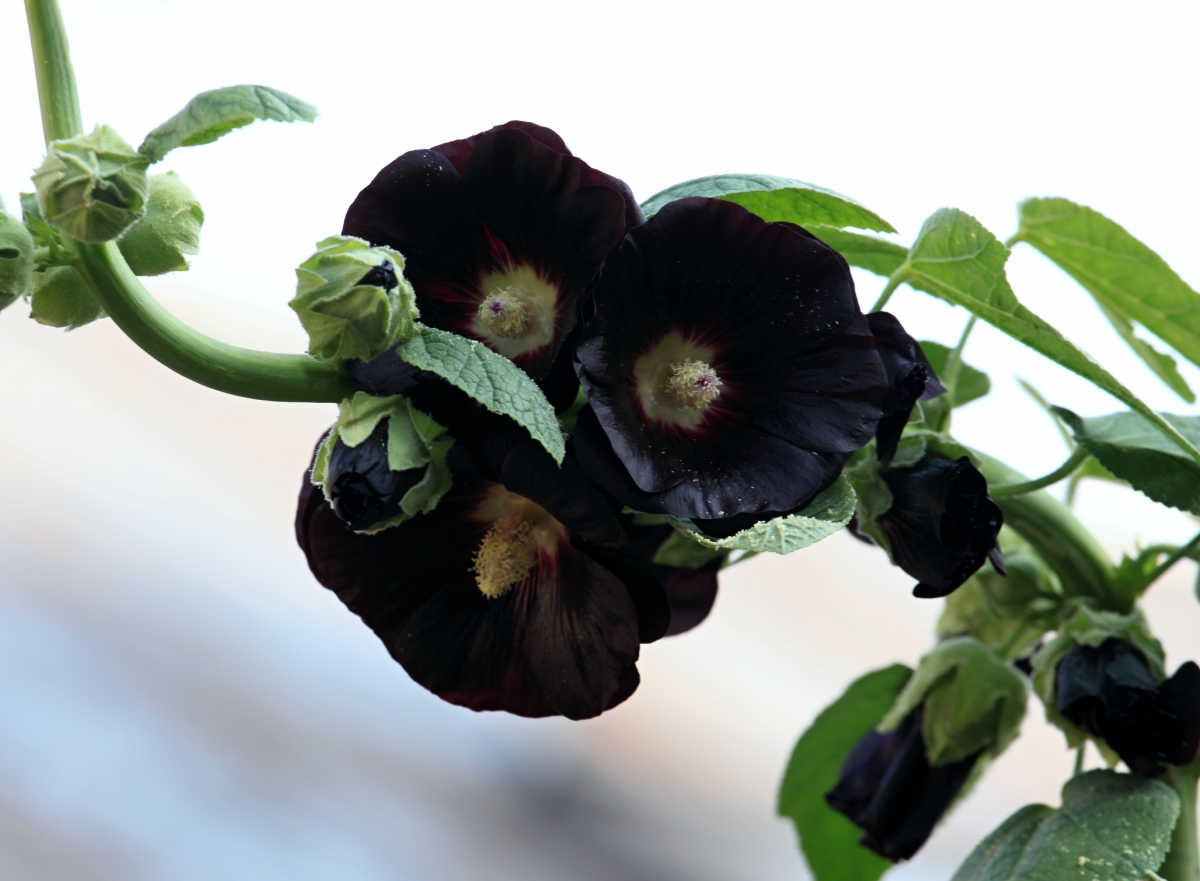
xmin=290 ymin=235 xmax=419 ymax=362
xmin=117 ymin=172 xmax=203 ymax=275
xmin=0 ymin=208 xmax=35 ymax=312
xmin=32 ymin=125 xmax=150 ymax=243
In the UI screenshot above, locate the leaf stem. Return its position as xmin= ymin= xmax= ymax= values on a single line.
xmin=990 ymin=447 xmax=1090 ymax=497
xmin=1138 ymin=531 xmax=1200 ymax=593
xmin=25 ymin=0 xmax=357 ymax=403
xmin=941 ymin=314 xmax=978 ymax=394
xmin=1161 ymin=762 xmax=1199 ymax=881
xmin=1073 ymin=743 xmax=1086 ymax=776
xmin=870 ymin=268 xmax=905 ymax=312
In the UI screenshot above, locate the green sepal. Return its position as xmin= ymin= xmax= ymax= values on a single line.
xmin=0 ymin=208 xmax=35 ymax=312
xmin=116 ymin=172 xmax=203 ymax=275
xmin=651 ymin=530 xmax=727 ymax=569
xmin=311 ymin=391 xmax=454 ymax=533
xmin=777 ymin=664 xmax=912 ymax=881
xmin=949 ymin=770 xmax=1179 ymax=881
xmin=878 ymin=636 xmax=1028 ymax=765
xmin=29 ymin=264 xmax=104 ymax=329
xmin=19 ymin=191 xmax=70 ymax=269
xmin=668 ymin=475 xmax=855 ymax=554
xmin=138 ymin=85 xmax=317 ymax=163
xmin=639 ymin=174 xmax=894 ymax=232
xmin=32 ymin=125 xmax=150 ymax=243
xmin=938 ymin=533 xmax=1063 ymax=659
xmin=1030 ymin=603 xmax=1164 ymax=752
xmin=290 ymin=235 xmax=419 ymax=362
xmin=393 ymin=326 xmax=565 ymax=464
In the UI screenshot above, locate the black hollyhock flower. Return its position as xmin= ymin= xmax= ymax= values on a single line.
xmin=624 ymin=519 xmax=721 ymax=636
xmin=323 ymin=422 xmax=424 ymax=531
xmin=876 ymin=454 xmax=1003 ymax=598
xmin=342 ymin=121 xmax=639 ymax=384
xmin=296 ymin=430 xmax=668 ymax=720
xmin=574 ymin=196 xmax=898 ymax=522
xmin=826 ymin=707 xmax=980 ymax=861
xmin=1056 ymin=638 xmax=1200 ymax=776
xmin=867 ymin=312 xmax=945 ymax=463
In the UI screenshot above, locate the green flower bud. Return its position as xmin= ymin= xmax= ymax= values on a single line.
xmin=29 ymin=264 xmax=105 ymax=329
xmin=117 ymin=172 xmax=203 ymax=275
xmin=879 ymin=637 xmax=1028 ymax=766
xmin=32 ymin=125 xmax=150 ymax=244
xmin=0 ymin=209 xmax=35 ymax=312
xmin=290 ymin=235 xmax=419 ymax=362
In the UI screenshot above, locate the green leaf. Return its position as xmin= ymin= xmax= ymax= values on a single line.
xmin=639 ymin=174 xmax=894 ymax=232
xmin=669 ymin=475 xmax=855 ymax=553
xmin=651 ymin=531 xmax=726 ymax=568
xmin=1095 ymin=299 xmax=1194 ymax=402
xmin=879 ymin=637 xmax=1028 ymax=765
xmin=138 ymin=85 xmax=317 ymax=163
xmin=777 ymin=664 xmax=912 ymax=881
xmin=897 ymin=208 xmax=1200 ymax=464
xmin=949 ymin=770 xmax=1178 ymax=881
xmin=919 ymin=340 xmax=991 ymax=407
xmin=809 ymin=227 xmax=908 ymax=277
xmin=1016 ymin=197 xmax=1200 ymax=398
xmin=1053 ymin=406 xmax=1200 ymax=515
xmin=394 ymin=327 xmax=564 ymax=464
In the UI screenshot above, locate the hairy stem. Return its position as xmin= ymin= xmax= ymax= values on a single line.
xmin=25 ymin=0 xmax=356 ymax=403
xmin=1162 ymin=763 xmax=1199 ymax=881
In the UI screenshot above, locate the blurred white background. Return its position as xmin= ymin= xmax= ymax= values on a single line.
xmin=2 ymin=1 xmax=1200 ymax=879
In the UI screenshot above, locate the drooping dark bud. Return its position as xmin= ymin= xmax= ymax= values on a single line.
xmin=826 ymin=707 xmax=980 ymax=861
xmin=877 ymin=454 xmax=1003 ymax=597
xmin=1056 ymin=637 xmax=1200 ymax=776
xmin=325 ymin=421 xmax=424 ymax=531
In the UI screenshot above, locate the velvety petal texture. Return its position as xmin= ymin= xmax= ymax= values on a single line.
xmin=624 ymin=520 xmax=721 ymax=636
xmin=1056 ymin=638 xmax=1200 ymax=776
xmin=574 ymin=197 xmax=894 ymax=522
xmin=825 ymin=707 xmax=980 ymax=861
xmin=296 ymin=432 xmax=664 ymax=719
xmin=866 ymin=312 xmax=945 ymax=463
xmin=343 ymin=121 xmax=639 ymax=382
xmin=877 ymin=454 xmax=1003 ymax=597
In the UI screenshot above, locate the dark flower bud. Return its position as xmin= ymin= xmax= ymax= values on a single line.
xmin=1055 ymin=637 xmax=1200 ymax=776
xmin=32 ymin=125 xmax=150 ymax=243
xmin=877 ymin=454 xmax=1003 ymax=597
xmin=866 ymin=312 xmax=945 ymax=463
xmin=325 ymin=421 xmax=424 ymax=531
xmin=826 ymin=707 xmax=980 ymax=861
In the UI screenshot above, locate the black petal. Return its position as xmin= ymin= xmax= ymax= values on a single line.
xmin=325 ymin=421 xmax=424 ymax=531
xmin=876 ymin=454 xmax=1002 ymax=597
xmin=866 ymin=312 xmax=945 ymax=463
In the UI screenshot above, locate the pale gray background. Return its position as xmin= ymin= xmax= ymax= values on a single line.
xmin=2 ymin=1 xmax=1199 ymax=879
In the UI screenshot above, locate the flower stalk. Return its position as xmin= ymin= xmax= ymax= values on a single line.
xmin=24 ymin=0 xmax=357 ymax=403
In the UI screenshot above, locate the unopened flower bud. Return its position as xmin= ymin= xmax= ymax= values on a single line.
xmin=117 ymin=172 xmax=203 ymax=275
xmin=0 ymin=208 xmax=35 ymax=312
xmin=30 ymin=264 xmax=104 ymax=329
xmin=32 ymin=125 xmax=150 ymax=244
xmin=291 ymin=235 xmax=419 ymax=362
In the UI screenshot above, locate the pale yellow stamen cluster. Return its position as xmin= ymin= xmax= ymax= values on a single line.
xmin=472 ymin=516 xmax=538 ymax=599
xmin=475 ymin=288 xmax=533 ymax=339
xmin=665 ymin=359 xmax=723 ymax=409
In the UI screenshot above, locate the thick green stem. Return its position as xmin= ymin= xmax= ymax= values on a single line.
xmin=24 ymin=0 xmax=81 ymax=144
xmin=25 ymin=0 xmax=356 ymax=403
xmin=970 ymin=449 xmax=1118 ymax=608
xmin=1162 ymin=763 xmax=1199 ymax=881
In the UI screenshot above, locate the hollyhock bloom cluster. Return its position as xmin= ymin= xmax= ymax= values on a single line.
xmin=1055 ymin=637 xmax=1200 ymax=776
xmin=296 ymin=121 xmax=946 ymax=717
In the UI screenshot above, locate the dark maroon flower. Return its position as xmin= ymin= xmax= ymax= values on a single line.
xmin=1056 ymin=638 xmax=1200 ymax=776
xmin=826 ymin=706 xmax=980 ymax=861
xmin=296 ymin=430 xmax=668 ymax=720
xmin=624 ymin=519 xmax=722 ymax=636
xmin=342 ymin=122 xmax=639 ymax=384
xmin=867 ymin=312 xmax=945 ymax=462
xmin=877 ymin=454 xmax=1003 ymax=598
xmin=574 ymin=197 xmax=897 ymax=522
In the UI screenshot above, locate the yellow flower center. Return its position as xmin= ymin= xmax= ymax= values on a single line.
xmin=470 ymin=487 xmax=568 ymax=599
xmin=664 ymin=359 xmax=723 ymax=409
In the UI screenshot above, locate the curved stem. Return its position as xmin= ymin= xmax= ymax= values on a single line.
xmin=26 ymin=0 xmax=356 ymax=403
xmin=990 ymin=446 xmax=1089 ymax=497
xmin=870 ymin=270 xmax=904 ymax=312
xmin=970 ymin=448 xmax=1118 ymax=608
xmin=1139 ymin=531 xmax=1200 ymax=593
